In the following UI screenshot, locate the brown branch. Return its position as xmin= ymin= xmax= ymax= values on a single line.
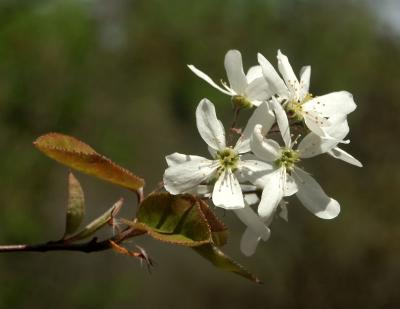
xmin=0 ymin=227 xmax=146 ymax=254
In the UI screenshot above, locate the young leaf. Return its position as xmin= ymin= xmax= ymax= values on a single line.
xmin=194 ymin=244 xmax=262 ymax=284
xmin=64 ymin=172 xmax=85 ymax=237
xmin=64 ymin=198 xmax=123 ymax=242
xmin=109 ymin=240 xmax=153 ymax=268
xmin=34 ymin=133 xmax=145 ymax=191
xmin=198 ymin=199 xmax=228 ymax=247
xmin=135 ymin=193 xmax=211 ymax=246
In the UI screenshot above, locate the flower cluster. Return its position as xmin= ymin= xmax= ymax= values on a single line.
xmin=163 ymin=49 xmax=362 ymax=256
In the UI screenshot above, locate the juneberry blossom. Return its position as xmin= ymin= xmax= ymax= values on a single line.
xmin=163 ymin=99 xmax=274 ymax=209
xmin=188 ymin=50 xmax=272 ymax=108
xmin=258 ymin=50 xmax=356 ymax=137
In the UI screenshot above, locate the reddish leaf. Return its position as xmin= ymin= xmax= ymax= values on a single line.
xmin=34 ymin=133 xmax=144 ymax=191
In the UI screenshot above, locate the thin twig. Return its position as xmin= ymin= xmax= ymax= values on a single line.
xmin=0 ymin=227 xmax=146 ymax=254
xmin=228 ymin=105 xmax=242 ymax=145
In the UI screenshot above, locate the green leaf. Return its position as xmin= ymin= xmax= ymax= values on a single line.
xmin=64 ymin=198 xmax=123 ymax=242
xmin=34 ymin=133 xmax=145 ymax=191
xmin=64 ymin=172 xmax=85 ymax=237
xmin=194 ymin=244 xmax=262 ymax=284
xmin=135 ymin=193 xmax=211 ymax=246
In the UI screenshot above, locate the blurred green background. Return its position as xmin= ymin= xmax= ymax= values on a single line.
xmin=0 ymin=0 xmax=399 ymax=308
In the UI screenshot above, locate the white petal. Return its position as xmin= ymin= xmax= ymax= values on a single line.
xmin=270 ymin=97 xmax=291 ymax=147
xmin=298 ymin=115 xmax=351 ymax=158
xmin=196 ymin=99 xmax=226 ymax=151
xmin=297 ymin=133 xmax=339 ymax=158
xmin=293 ymin=168 xmax=340 ymax=219
xmin=303 ymin=112 xmax=330 ymax=137
xmin=212 ymin=169 xmax=244 ymax=209
xmin=208 ymin=145 xmax=218 ymax=158
xmin=279 ymin=201 xmax=289 ymax=221
xmin=185 ymin=185 xmax=212 ymax=197
xmin=277 ymin=50 xmax=300 ymax=99
xmin=240 ymin=227 xmax=262 ymax=257
xmin=234 ymin=102 xmax=275 ymax=154
xmin=246 ymin=65 xmax=263 ymax=83
xmin=257 ymin=52 xmax=288 ymax=97
xmin=224 ymin=50 xmax=248 ymax=94
xmin=244 ymin=193 xmax=259 ymax=205
xmin=299 ymin=65 xmax=311 ymax=96
xmin=245 ymin=77 xmax=272 ymax=102
xmin=257 ymin=167 xmax=285 ymax=218
xmin=250 ymin=124 xmax=281 ymax=162
xmin=234 ymin=205 xmax=270 ymax=241
xmin=324 ymin=114 xmax=350 ymax=140
xmin=238 ymin=159 xmax=275 ymax=187
xmin=163 ymin=158 xmax=218 ymax=194
xmin=303 ymin=91 xmax=356 ymax=117
xmin=328 ymin=147 xmax=363 ymax=167
xmin=187 ymin=64 xmax=234 ymax=95
xmin=285 ymin=174 xmax=298 ymax=196
xmin=166 ymin=152 xmax=206 ymax=167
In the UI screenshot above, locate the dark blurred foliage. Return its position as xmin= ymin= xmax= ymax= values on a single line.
xmin=0 ymin=0 xmax=399 ymax=308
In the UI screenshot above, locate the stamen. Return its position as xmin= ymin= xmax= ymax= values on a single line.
xmin=216 ymin=148 xmax=239 ymax=172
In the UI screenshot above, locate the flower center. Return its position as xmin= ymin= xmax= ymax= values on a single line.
xmin=284 ymin=93 xmax=313 ymax=121
xmin=232 ymin=95 xmax=252 ymax=109
xmin=275 ymin=148 xmax=300 ymax=172
xmin=216 ymin=147 xmax=239 ymax=171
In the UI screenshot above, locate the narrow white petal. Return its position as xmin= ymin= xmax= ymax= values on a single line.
xmin=293 ymin=168 xmax=340 ymax=219
xmin=299 ymin=65 xmax=311 ymax=96
xmin=234 ymin=102 xmax=275 ymax=154
xmin=250 ymin=124 xmax=281 ymax=162
xmin=270 ymin=97 xmax=291 ymax=147
xmin=257 ymin=167 xmax=285 ymax=218
xmin=166 ymin=152 xmax=206 ymax=167
xmin=328 ymin=147 xmax=363 ymax=167
xmin=240 ymin=228 xmax=263 ymax=257
xmin=277 ymin=50 xmax=300 ymax=99
xmin=234 ymin=205 xmax=270 ymax=241
xmin=224 ymin=50 xmax=248 ymax=94
xmin=246 ymin=65 xmax=263 ymax=83
xmin=187 ymin=64 xmax=233 ymax=95
xmin=303 ymin=91 xmax=356 ymax=117
xmin=196 ymin=99 xmax=226 ymax=151
xmin=257 ymin=52 xmax=288 ymax=97
xmin=212 ymin=169 xmax=244 ymax=209
xmin=163 ymin=158 xmax=218 ymax=194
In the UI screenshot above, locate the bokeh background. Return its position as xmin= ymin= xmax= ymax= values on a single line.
xmin=0 ymin=0 xmax=399 ymax=308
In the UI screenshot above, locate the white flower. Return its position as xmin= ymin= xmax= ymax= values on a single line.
xmin=248 ymin=124 xmax=341 ymax=220
xmin=163 ymin=99 xmax=274 ymax=210
xmin=258 ymin=50 xmax=357 ymax=137
xmin=188 ymin=50 xmax=272 ymax=108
